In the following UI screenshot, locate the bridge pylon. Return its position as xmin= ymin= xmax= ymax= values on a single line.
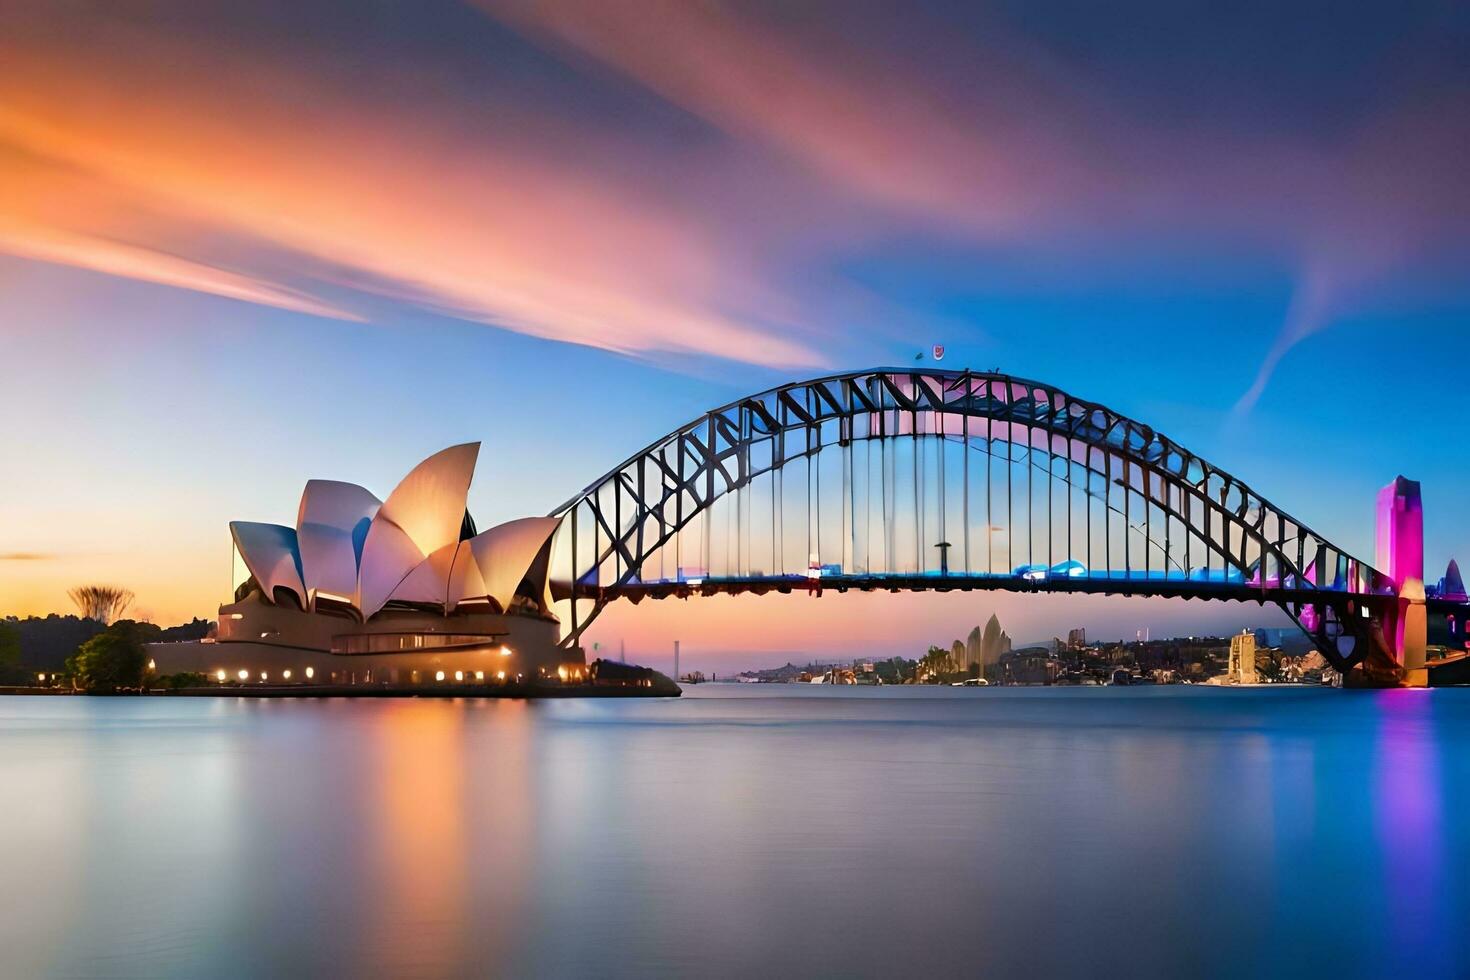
xmin=1377 ymin=476 xmax=1428 ymax=687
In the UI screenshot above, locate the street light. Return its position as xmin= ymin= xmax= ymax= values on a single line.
xmin=934 ymin=541 xmax=952 ymax=576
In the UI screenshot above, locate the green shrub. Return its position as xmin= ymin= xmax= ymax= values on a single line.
xmin=65 ymin=621 xmax=149 ymax=692
xmin=156 ymin=672 xmax=210 ymax=690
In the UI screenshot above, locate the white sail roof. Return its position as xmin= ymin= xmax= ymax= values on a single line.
xmin=447 ymin=540 xmax=489 ymax=613
xmin=296 ymin=480 xmax=380 ymax=607
xmin=230 ymin=521 xmax=306 ymax=609
xmin=356 ymin=443 xmax=479 ymax=618
xmin=466 ymin=517 xmax=560 ymax=614
xmin=388 ymin=541 xmax=459 ymax=607
xmin=233 ymin=442 xmax=560 ymax=622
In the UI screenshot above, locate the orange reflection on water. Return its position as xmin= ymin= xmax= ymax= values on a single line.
xmin=365 ymin=700 xmax=470 ymax=973
xmin=359 ymin=698 xmax=535 ymax=975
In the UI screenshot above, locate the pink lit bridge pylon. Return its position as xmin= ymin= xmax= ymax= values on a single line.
xmin=546 ymin=369 xmax=1468 ymax=687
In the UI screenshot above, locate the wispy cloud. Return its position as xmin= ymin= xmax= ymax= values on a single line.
xmin=0 ymin=9 xmax=830 ymax=369
xmin=480 ymin=0 xmax=1094 ymax=237
xmin=1 ymin=2 xmax=1465 ymax=393
xmin=484 ymin=0 xmax=1470 ymax=407
xmin=0 ymin=552 xmax=54 ymax=561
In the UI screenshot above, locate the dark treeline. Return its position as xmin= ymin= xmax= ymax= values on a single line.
xmin=0 ymin=614 xmax=212 ymax=681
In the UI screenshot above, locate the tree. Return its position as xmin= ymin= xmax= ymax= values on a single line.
xmin=0 ymin=621 xmax=20 ymax=684
xmin=65 ymin=620 xmax=150 ymax=692
xmin=0 ymin=622 xmax=18 ymax=667
xmin=919 ymin=645 xmax=955 ymax=682
xmin=68 ymin=585 xmax=135 ymax=625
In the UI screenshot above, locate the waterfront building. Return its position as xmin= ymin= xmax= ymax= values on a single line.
xmin=1002 ymin=649 xmax=1061 ymax=685
xmin=148 ymin=444 xmax=583 ymax=687
xmin=1227 ymin=631 xmax=1258 ymax=685
xmin=981 ymin=614 xmax=1012 ymax=665
xmin=965 ymin=625 xmax=983 ymax=668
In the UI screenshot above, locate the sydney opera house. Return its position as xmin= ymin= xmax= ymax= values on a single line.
xmin=150 ymin=444 xmax=586 ymax=688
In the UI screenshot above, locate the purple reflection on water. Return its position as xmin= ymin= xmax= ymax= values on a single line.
xmin=1372 ymin=689 xmax=1450 ymax=975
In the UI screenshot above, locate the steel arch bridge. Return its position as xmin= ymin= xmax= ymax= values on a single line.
xmin=548 ymin=368 xmax=1449 ymax=681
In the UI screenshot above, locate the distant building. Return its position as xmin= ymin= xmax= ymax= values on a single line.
xmin=1067 ymin=627 xmax=1086 ymax=649
xmin=965 ymin=625 xmax=983 ymax=669
xmin=1435 ymin=559 xmax=1467 ymax=601
xmin=945 ymin=617 xmax=1012 ymax=675
xmin=1227 ymin=631 xmax=1257 ymax=685
xmin=1003 ymin=649 xmax=1060 ymax=685
xmin=980 ymin=614 xmax=1011 ymax=664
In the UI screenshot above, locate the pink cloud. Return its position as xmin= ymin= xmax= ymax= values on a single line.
xmin=2 ymin=2 xmax=1465 ymax=395
xmin=481 ymin=0 xmax=1094 ymax=237
xmin=0 ymin=14 xmax=830 ymax=368
xmin=484 ymin=1 xmax=1470 ymax=406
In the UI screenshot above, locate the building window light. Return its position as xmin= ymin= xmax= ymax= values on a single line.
xmin=237 ymin=669 xmax=249 ymax=681
xmin=475 ymin=671 xmax=485 ymax=681
xmin=216 ymin=669 xmax=227 ymax=682
xmin=305 ymin=666 xmax=315 ymax=679
xmin=260 ymin=672 xmax=268 ymax=682
xmin=454 ymin=670 xmax=464 ymax=682
xmin=557 ymin=665 xmax=569 ymax=681
xmin=496 ymin=671 xmax=506 ymax=682
xmin=283 ymin=669 xmax=292 ymax=680
xmin=147 ymin=659 xmax=156 ymax=671
xmin=435 ymin=670 xmax=445 ymax=682
xmin=500 ymin=645 xmax=513 ymax=657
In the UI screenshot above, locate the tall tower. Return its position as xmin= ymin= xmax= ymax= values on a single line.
xmin=1228 ymin=631 xmax=1257 ymax=684
xmin=1376 ymin=477 xmax=1427 ymax=686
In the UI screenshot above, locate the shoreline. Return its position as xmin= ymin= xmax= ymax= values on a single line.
xmin=0 ymin=683 xmax=679 ymax=699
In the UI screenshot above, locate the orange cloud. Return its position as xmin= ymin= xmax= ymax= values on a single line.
xmin=2 ymin=3 xmax=1465 ymax=400
xmin=0 ymin=13 xmax=827 ymax=368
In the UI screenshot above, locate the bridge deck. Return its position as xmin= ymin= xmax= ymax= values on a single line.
xmin=556 ymin=572 xmax=1398 ymax=611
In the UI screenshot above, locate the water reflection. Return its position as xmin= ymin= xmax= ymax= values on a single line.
xmin=1373 ymin=691 xmax=1450 ymax=976
xmin=0 ymin=687 xmax=1467 ymax=979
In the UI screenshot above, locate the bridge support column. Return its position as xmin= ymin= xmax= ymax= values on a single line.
xmin=1377 ymin=476 xmax=1427 ymax=687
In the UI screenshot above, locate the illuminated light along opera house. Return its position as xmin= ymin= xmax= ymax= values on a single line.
xmin=149 ymin=443 xmax=587 ymax=687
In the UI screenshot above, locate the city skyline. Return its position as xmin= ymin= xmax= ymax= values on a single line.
xmin=4 ymin=1 xmax=1469 ymax=659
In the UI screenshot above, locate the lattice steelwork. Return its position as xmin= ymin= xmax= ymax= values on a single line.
xmin=548 ymin=369 xmax=1399 ymax=669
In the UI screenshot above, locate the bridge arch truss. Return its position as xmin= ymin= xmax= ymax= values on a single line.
xmin=548 ymin=369 xmax=1397 ymax=671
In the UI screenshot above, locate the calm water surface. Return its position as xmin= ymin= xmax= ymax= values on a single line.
xmin=1 ymin=685 xmax=1467 ymax=979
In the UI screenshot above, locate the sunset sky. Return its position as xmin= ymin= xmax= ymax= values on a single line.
xmin=3 ymin=1 xmax=1468 ymax=670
